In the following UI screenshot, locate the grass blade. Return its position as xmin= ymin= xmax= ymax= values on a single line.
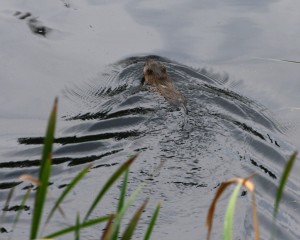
xmin=118 ymin=169 xmax=129 ymax=213
xmin=206 ymin=176 xmax=256 ymax=240
xmin=273 ymin=152 xmax=297 ymax=219
xmin=30 ymin=98 xmax=57 ymax=239
xmin=46 ymin=164 xmax=91 ymax=224
xmin=31 ymin=155 xmax=52 ymax=239
xmin=110 ymin=185 xmax=143 ymax=238
xmin=223 ymin=182 xmax=242 ymax=240
xmin=251 ymin=192 xmax=259 ymax=240
xmin=206 ymin=181 xmax=232 ymax=240
xmin=144 ymin=203 xmax=160 ymax=240
xmin=0 ymin=188 xmax=14 ymax=226
xmin=40 ymin=98 xmax=57 ymax=173
xmin=75 ymin=213 xmax=80 ymax=240
xmin=271 ymin=152 xmax=297 ymax=239
xmin=111 ymin=169 xmax=129 ymax=240
xmin=43 ymin=215 xmax=112 ymax=239
xmin=84 ymin=154 xmax=137 ymax=221
xmin=11 ymin=188 xmax=31 ymax=233
xmin=121 ymin=199 xmax=148 ymax=240
xmin=101 ymin=215 xmax=115 ymax=240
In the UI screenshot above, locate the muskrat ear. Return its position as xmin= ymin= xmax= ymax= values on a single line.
xmin=161 ymin=65 xmax=167 ymax=73
xmin=146 ymin=69 xmax=153 ymax=75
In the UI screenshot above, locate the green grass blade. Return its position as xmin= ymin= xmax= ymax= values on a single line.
xmin=121 ymin=199 xmax=148 ymax=240
xmin=0 ymin=188 xmax=14 ymax=225
xmin=118 ymin=169 xmax=129 ymax=212
xmin=110 ymin=184 xmax=143 ymax=238
xmin=112 ymin=169 xmax=129 ymax=240
xmin=39 ymin=97 xmax=57 ymax=180
xmin=273 ymin=152 xmax=297 ymax=219
xmin=75 ymin=213 xmax=80 ymax=240
xmin=44 ymin=215 xmax=112 ymax=239
xmin=11 ymin=189 xmax=31 ymax=232
xmin=46 ymin=164 xmax=91 ymax=224
xmin=5 ymin=188 xmax=27 ymax=240
xmin=30 ymin=98 xmax=57 ymax=239
xmin=101 ymin=215 xmax=114 ymax=240
xmin=144 ymin=203 xmax=160 ymax=240
xmin=31 ymin=155 xmax=52 ymax=239
xmin=3 ymin=188 xmax=14 ymax=210
xmin=223 ymin=182 xmax=242 ymax=240
xmin=84 ymin=155 xmax=137 ymax=221
xmin=271 ymin=152 xmax=297 ymax=240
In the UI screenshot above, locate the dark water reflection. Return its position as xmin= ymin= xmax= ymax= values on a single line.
xmin=1 ymin=0 xmax=300 ymax=239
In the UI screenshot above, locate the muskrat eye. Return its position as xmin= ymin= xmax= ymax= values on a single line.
xmin=146 ymin=69 xmax=153 ymax=75
xmin=161 ymin=65 xmax=167 ymax=73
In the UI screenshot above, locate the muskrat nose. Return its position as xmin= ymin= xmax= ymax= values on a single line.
xmin=143 ymin=66 xmax=147 ymax=74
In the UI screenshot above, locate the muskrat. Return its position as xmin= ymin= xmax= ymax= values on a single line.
xmin=143 ymin=59 xmax=187 ymax=108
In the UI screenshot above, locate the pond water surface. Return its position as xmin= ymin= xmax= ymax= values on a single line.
xmin=1 ymin=1 xmax=300 ymax=239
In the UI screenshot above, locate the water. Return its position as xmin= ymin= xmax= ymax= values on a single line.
xmin=1 ymin=1 xmax=300 ymax=239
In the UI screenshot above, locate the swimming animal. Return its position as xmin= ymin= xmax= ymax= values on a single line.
xmin=143 ymin=59 xmax=187 ymax=107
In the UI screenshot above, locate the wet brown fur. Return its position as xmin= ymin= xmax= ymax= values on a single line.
xmin=143 ymin=60 xmax=186 ymax=106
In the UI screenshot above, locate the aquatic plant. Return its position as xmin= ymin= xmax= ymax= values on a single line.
xmin=1 ymin=98 xmax=160 ymax=240
xmin=206 ymin=152 xmax=297 ymax=240
xmin=1 ymin=97 xmax=297 ymax=240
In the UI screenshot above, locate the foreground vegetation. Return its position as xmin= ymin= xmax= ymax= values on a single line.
xmin=1 ymin=98 xmax=160 ymax=240
xmin=0 ymin=98 xmax=297 ymax=239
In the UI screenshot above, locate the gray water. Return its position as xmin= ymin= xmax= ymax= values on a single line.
xmin=1 ymin=1 xmax=300 ymax=239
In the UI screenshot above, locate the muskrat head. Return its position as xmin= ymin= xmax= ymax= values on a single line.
xmin=143 ymin=60 xmax=168 ymax=85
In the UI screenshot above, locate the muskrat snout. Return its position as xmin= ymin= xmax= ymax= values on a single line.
xmin=144 ymin=67 xmax=153 ymax=76
xmin=143 ymin=60 xmax=168 ymax=84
